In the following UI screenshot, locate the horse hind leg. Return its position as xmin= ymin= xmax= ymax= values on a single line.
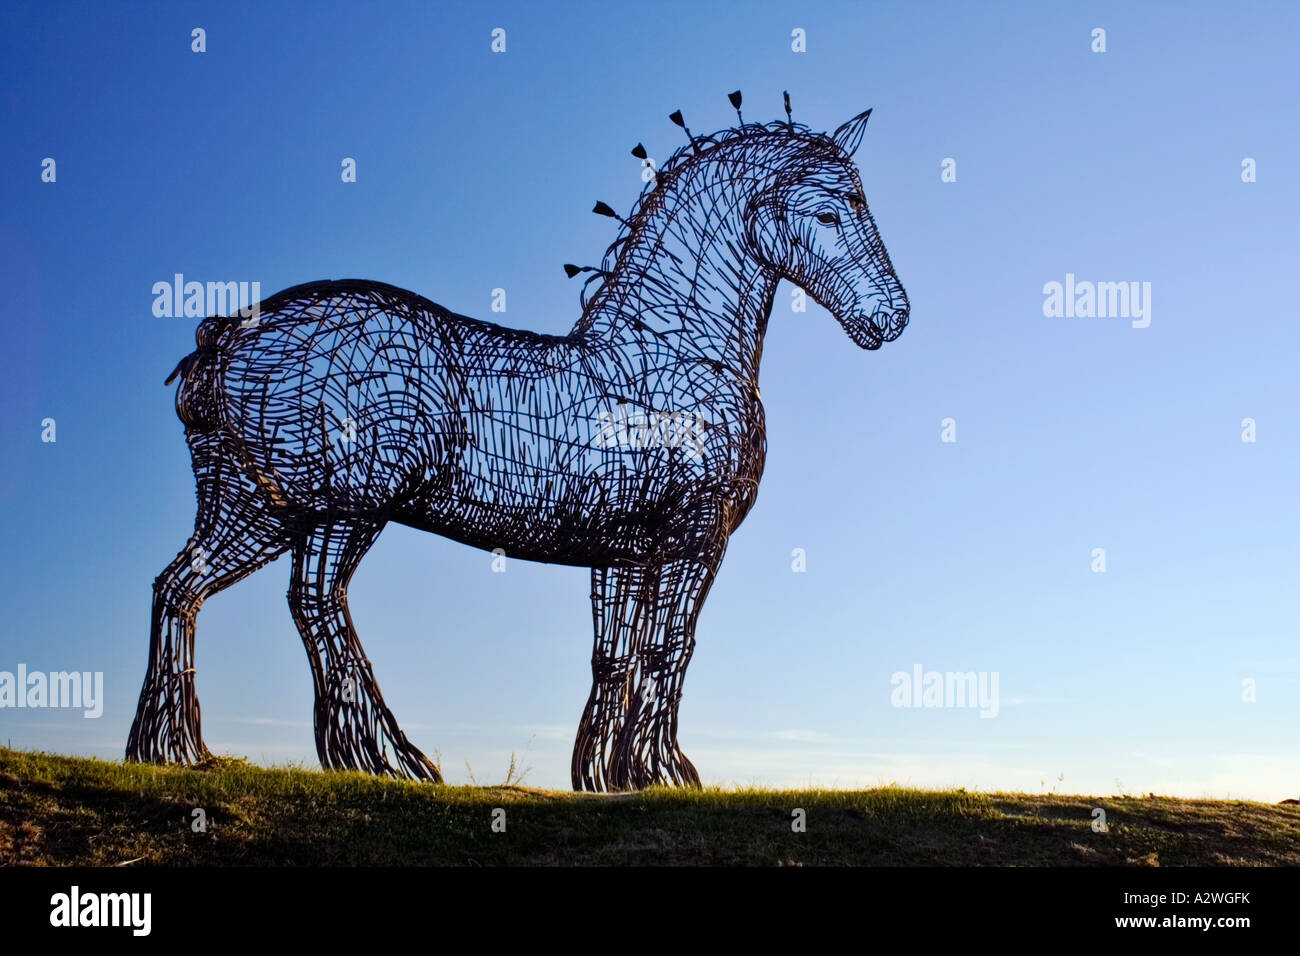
xmin=127 ymin=441 xmax=291 ymax=765
xmin=287 ymin=518 xmax=441 ymax=782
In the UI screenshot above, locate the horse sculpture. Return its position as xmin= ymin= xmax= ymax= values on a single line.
xmin=128 ymin=92 xmax=910 ymax=791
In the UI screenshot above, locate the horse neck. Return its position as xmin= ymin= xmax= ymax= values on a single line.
xmin=573 ymin=166 xmax=777 ymax=383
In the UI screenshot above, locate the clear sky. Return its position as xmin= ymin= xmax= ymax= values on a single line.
xmin=2 ymin=1 xmax=1297 ymax=799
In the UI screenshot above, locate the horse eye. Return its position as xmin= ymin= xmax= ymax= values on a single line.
xmin=816 ymin=212 xmax=840 ymax=226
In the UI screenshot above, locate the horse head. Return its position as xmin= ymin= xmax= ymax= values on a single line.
xmin=744 ymin=108 xmax=910 ymax=350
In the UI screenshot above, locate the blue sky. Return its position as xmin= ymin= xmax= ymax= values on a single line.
xmin=1 ymin=0 xmax=1297 ymax=799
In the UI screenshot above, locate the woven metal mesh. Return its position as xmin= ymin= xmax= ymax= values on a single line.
xmin=127 ymin=99 xmax=909 ymax=790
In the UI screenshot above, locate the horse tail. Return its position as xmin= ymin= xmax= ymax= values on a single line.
xmin=163 ymin=351 xmax=198 ymax=387
xmin=166 ymin=315 xmax=234 ymax=433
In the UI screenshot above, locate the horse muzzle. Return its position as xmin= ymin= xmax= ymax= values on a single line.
xmin=845 ymin=301 xmax=909 ymax=350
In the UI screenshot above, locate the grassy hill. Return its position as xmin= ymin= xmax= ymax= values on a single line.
xmin=2 ymin=747 xmax=1297 ymax=866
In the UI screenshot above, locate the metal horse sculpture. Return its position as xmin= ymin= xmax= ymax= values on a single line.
xmin=128 ymin=92 xmax=910 ymax=791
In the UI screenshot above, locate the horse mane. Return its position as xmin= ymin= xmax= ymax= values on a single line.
xmin=576 ymin=119 xmax=835 ymax=315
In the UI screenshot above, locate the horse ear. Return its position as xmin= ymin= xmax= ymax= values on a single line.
xmin=831 ymin=108 xmax=872 ymax=155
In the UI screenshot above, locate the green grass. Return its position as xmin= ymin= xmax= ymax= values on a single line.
xmin=2 ymin=747 xmax=1297 ymax=866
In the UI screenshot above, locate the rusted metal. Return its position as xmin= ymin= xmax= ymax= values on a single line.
xmin=127 ymin=95 xmax=909 ymax=790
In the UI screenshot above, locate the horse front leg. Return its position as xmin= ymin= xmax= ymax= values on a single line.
xmin=572 ymin=552 xmax=722 ymax=791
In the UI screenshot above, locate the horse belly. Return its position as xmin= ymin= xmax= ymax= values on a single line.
xmin=401 ymin=438 xmax=735 ymax=566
